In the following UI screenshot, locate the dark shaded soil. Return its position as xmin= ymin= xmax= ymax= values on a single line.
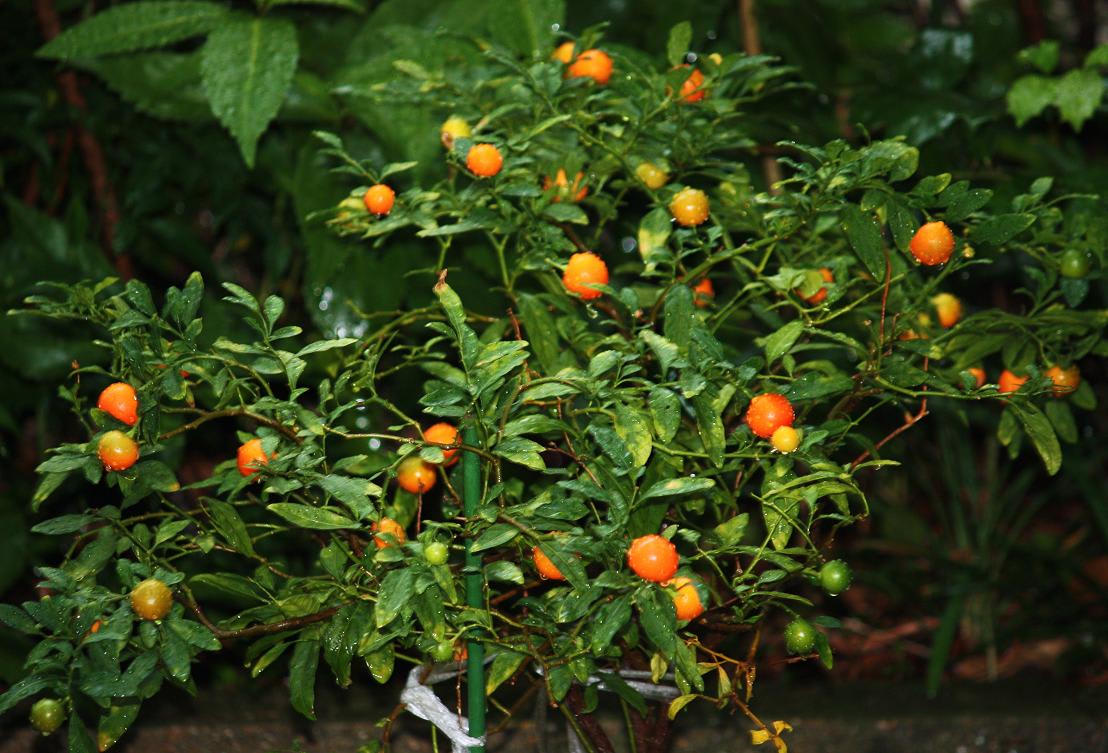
xmin=3 ymin=674 xmax=1105 ymax=753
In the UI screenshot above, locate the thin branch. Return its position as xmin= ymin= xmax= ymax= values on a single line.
xmin=739 ymin=0 xmax=782 ymax=193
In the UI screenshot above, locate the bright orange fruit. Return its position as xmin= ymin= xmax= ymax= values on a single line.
xmin=692 ymin=278 xmax=715 ymax=308
xmin=237 ymin=438 xmax=270 ymax=478
xmin=97 ymin=382 xmax=138 ymax=426
xmin=678 ymin=67 xmax=706 ymax=103
xmin=562 ymin=252 xmax=609 ymax=300
xmin=552 ymin=41 xmax=576 ymax=64
xmin=666 ymin=576 xmax=705 ymax=620
xmin=423 ymin=422 xmax=460 ymax=466
xmin=466 ymin=143 xmax=503 ymax=178
xmin=932 ymin=293 xmax=962 ymax=328
xmin=909 ymin=221 xmax=955 ymax=266
xmin=533 ymin=546 xmax=565 ymax=580
xmin=1044 ymin=364 xmax=1080 ymax=397
xmin=363 ymin=184 xmax=395 ymax=216
xmin=745 ymin=393 xmax=795 ymax=439
xmin=998 ymin=369 xmax=1029 ymax=394
xmin=566 ymin=49 xmax=613 ymax=84
xmin=627 ymin=534 xmax=679 ymax=583
xmin=130 ymin=578 xmax=172 ymax=621
xmin=397 ymin=455 xmax=437 ymax=494
xmin=373 ymin=517 xmax=407 ymax=548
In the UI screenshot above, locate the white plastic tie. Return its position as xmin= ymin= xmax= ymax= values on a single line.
xmin=400 ymin=666 xmax=486 ymax=753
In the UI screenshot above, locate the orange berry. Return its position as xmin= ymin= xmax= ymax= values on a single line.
xmin=397 ymin=455 xmax=437 ymax=494
xmin=909 ymin=221 xmax=955 ymax=266
xmin=692 ymin=278 xmax=715 ymax=308
xmin=562 ymin=252 xmax=609 ymax=301
xmin=465 ymin=143 xmax=503 ymax=178
xmin=552 ymin=41 xmax=576 ymax=64
xmin=998 ymin=369 xmax=1029 ymax=394
xmin=744 ymin=393 xmax=795 ymax=439
xmin=423 ymin=422 xmax=460 ymax=466
xmin=130 ymin=578 xmax=172 ymax=621
xmin=1044 ymin=364 xmax=1080 ymax=397
xmin=533 ymin=546 xmax=565 ymax=580
xmin=566 ymin=49 xmax=613 ymax=85
xmin=98 ymin=430 xmax=139 ymax=472
xmin=967 ymin=367 xmax=987 ymax=389
xmin=237 ymin=438 xmax=270 ymax=478
xmin=771 ymin=426 xmax=800 ymax=454
xmin=89 ymin=619 xmax=101 ymax=635
xmin=666 ymin=576 xmax=705 ymax=620
xmin=678 ymin=67 xmax=706 ymax=103
xmin=932 ymin=293 xmax=962 ymax=328
xmin=372 ymin=517 xmax=407 ymax=548
xmin=669 ymin=187 xmax=710 ymax=227
xmin=97 ymin=382 xmax=138 ymax=426
xmin=627 ymin=534 xmax=679 ymax=583
xmin=543 ymin=168 xmax=588 ymax=202
xmin=363 ymin=184 xmax=395 ymax=216
xmin=797 ymin=267 xmax=834 ymax=305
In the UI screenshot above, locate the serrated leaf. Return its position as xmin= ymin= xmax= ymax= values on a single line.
xmin=200 ymin=16 xmax=299 ymax=167
xmin=38 ymin=1 xmax=228 ymax=60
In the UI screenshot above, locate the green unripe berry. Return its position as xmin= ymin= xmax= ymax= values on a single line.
xmin=430 ymin=640 xmax=455 ymax=662
xmin=424 ymin=542 xmax=449 ymax=566
xmin=30 ymin=698 xmax=65 ymax=735
xmin=784 ymin=618 xmax=816 ymax=655
xmin=819 ymin=560 xmax=852 ymax=596
xmin=1060 ymin=249 xmax=1091 ymax=279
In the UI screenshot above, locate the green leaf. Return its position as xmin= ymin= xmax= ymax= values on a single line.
xmin=269 ymin=0 xmax=366 ymax=10
xmin=471 ymin=524 xmax=519 ymax=552
xmin=926 ymin=594 xmax=964 ymax=697
xmin=663 ymin=284 xmax=694 ymax=348
xmin=30 ymin=513 xmax=95 ymax=535
xmin=647 ymin=387 xmax=680 ymax=443
xmin=297 ymin=338 xmax=356 ymax=357
xmin=1007 ymin=75 xmax=1055 ymax=126
xmin=1011 ymin=404 xmax=1062 ymax=475
xmin=82 ymin=51 xmax=211 ymax=121
xmin=289 ymin=638 xmax=321 ymax=719
xmin=200 ymin=16 xmax=299 ymax=167
xmin=38 ymin=1 xmax=228 ymax=60
xmin=375 ymin=569 xmax=415 ymax=627
xmin=266 ymin=503 xmax=357 ymax=530
xmin=0 ymin=675 xmax=52 ymax=715
xmin=761 ymin=320 xmax=804 ymax=365
xmin=494 ymin=437 xmax=546 ymax=471
xmin=1053 ymin=67 xmax=1103 ymax=130
xmin=97 ymin=703 xmax=140 ymax=752
xmin=1044 ymin=400 xmax=1077 ymax=444
xmin=636 ymin=587 xmax=676 ymax=655
xmin=516 ymin=294 xmax=560 ymax=373
xmin=1018 ymin=40 xmax=1059 ymax=73
xmin=640 ymin=477 xmax=714 ymax=501
xmin=207 ymin=499 xmax=256 ymax=556
xmin=1085 ymin=43 xmax=1108 ymax=68
xmin=692 ymin=394 xmax=724 ymax=468
xmin=842 ymin=205 xmax=886 ymax=279
xmin=969 ymin=213 xmax=1035 ymax=246
xmin=543 ymin=203 xmax=588 ymax=224
xmin=762 ymin=496 xmax=798 ymax=551
xmin=666 ymin=21 xmax=693 ymax=68
xmin=486 ymin=650 xmax=527 ymax=694
xmin=638 ymin=208 xmax=673 ymax=272
xmin=614 ymin=404 xmax=653 ymax=468
xmin=886 ymin=198 xmax=917 ymax=252
xmin=0 ymin=605 xmax=39 ymax=634
xmin=433 ymin=279 xmax=479 ymax=373
xmin=589 ymin=596 xmax=632 ymax=653
xmin=485 ymin=561 xmax=525 ymax=584
xmin=317 ymin=474 xmax=381 ymax=520
xmin=597 ymin=670 xmax=647 ymax=715
xmin=487 ymin=0 xmax=564 ymax=56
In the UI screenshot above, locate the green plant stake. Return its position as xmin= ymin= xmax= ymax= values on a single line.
xmin=463 ymin=423 xmax=486 ymax=753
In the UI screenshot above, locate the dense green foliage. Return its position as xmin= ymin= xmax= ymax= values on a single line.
xmin=1 ymin=1 xmax=1105 ymax=751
